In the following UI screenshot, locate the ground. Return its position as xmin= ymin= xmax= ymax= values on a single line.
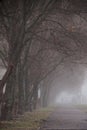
xmin=40 ymin=105 xmax=87 ymax=130
xmin=1 ymin=105 xmax=87 ymax=130
xmin=0 ymin=107 xmax=54 ymax=130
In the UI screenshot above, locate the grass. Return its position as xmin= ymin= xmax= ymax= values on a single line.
xmin=75 ymin=104 xmax=87 ymax=112
xmin=0 ymin=107 xmax=54 ymax=130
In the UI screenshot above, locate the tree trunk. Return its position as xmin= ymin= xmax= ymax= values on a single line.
xmin=0 ymin=65 xmax=14 ymax=104
xmin=33 ymin=87 xmax=38 ymax=110
xmin=17 ymin=62 xmax=25 ymax=115
xmin=24 ymin=72 xmax=30 ymax=111
xmin=32 ymin=82 xmax=38 ymax=110
xmin=0 ymin=68 xmax=16 ymax=120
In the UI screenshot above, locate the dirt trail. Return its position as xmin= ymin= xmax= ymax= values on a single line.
xmin=40 ymin=105 xmax=87 ymax=130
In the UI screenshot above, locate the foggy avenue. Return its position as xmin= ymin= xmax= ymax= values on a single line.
xmin=0 ymin=0 xmax=87 ymax=130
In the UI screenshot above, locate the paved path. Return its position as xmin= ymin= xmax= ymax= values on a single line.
xmin=40 ymin=105 xmax=87 ymax=130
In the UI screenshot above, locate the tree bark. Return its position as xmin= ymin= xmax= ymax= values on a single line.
xmin=0 ymin=68 xmax=16 ymax=120
xmin=17 ymin=62 xmax=25 ymax=115
xmin=0 ymin=64 xmax=14 ymax=103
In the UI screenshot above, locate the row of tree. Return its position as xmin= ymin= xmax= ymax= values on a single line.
xmin=0 ymin=0 xmax=87 ymax=120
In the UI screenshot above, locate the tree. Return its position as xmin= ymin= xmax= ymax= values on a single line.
xmin=0 ymin=0 xmax=87 ymax=120
xmin=0 ymin=0 xmax=58 ymax=120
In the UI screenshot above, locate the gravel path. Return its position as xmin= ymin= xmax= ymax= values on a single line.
xmin=40 ymin=105 xmax=87 ymax=130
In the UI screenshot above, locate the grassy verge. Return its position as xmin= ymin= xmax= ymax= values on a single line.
xmin=75 ymin=104 xmax=87 ymax=112
xmin=0 ymin=107 xmax=54 ymax=130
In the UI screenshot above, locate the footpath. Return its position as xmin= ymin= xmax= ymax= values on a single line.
xmin=40 ymin=105 xmax=87 ymax=130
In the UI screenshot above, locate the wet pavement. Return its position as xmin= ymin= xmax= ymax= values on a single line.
xmin=40 ymin=105 xmax=87 ymax=130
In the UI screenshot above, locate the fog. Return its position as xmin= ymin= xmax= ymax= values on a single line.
xmin=1 ymin=65 xmax=87 ymax=107
xmin=0 ymin=68 xmax=6 ymax=80
xmin=47 ymin=65 xmax=87 ymax=106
